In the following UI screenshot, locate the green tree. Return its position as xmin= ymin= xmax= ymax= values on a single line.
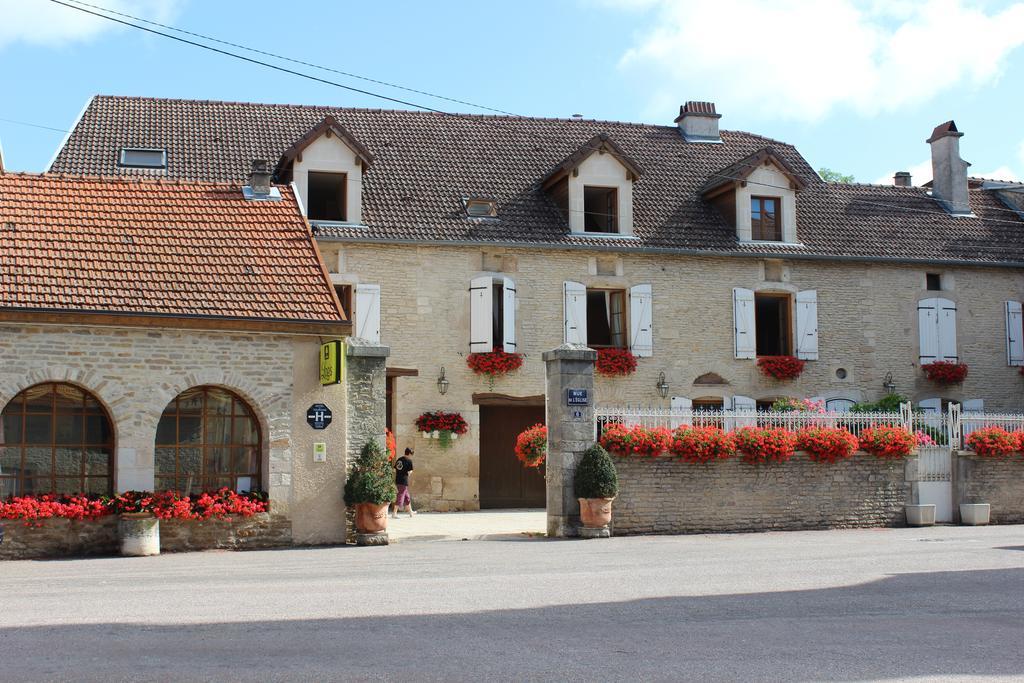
xmin=819 ymin=167 xmax=855 ymax=183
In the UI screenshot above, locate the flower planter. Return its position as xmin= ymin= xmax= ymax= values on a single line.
xmin=421 ymin=431 xmax=430 ymax=439
xmin=119 ymin=512 xmax=160 ymax=556
xmin=431 ymin=430 xmax=439 ymax=439
xmin=959 ymin=503 xmax=991 ymax=526
xmin=905 ymin=504 xmax=936 ymax=527
xmin=354 ymin=502 xmax=390 ymax=534
xmin=579 ymin=497 xmax=614 ymax=529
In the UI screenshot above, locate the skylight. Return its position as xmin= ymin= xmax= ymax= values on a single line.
xmin=464 ymin=198 xmax=498 ymax=219
xmin=119 ymin=148 xmax=167 ymax=169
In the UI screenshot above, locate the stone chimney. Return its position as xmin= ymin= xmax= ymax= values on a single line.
xmin=674 ymin=101 xmax=721 ymax=143
xmin=249 ymin=159 xmax=272 ymax=196
xmin=894 ymin=171 xmax=911 ymax=187
xmin=927 ymin=121 xmax=971 ymax=215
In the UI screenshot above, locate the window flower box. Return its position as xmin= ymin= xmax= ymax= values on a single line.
xmin=595 ymin=348 xmax=638 ymax=377
xmin=922 ymin=361 xmax=968 ymax=384
xmin=756 ymin=355 xmax=805 ymax=380
xmin=466 ymin=347 xmax=524 ymax=388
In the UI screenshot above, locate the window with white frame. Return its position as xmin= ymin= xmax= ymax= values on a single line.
xmin=563 ymin=281 xmax=652 ymax=356
xmin=733 ymin=288 xmax=818 ymax=360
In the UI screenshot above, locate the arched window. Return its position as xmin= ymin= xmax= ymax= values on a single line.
xmin=154 ymin=387 xmax=261 ymax=494
xmin=0 ymin=383 xmax=114 ymax=497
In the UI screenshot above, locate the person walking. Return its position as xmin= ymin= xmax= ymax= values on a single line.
xmin=392 ymin=447 xmax=415 ymax=518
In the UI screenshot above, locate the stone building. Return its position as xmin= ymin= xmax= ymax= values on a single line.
xmin=0 ymin=171 xmax=355 ymax=544
xmin=50 ymin=96 xmax=1024 ymax=511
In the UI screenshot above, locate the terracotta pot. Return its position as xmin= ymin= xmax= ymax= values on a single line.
xmin=355 ymin=502 xmax=391 ymax=533
xmin=578 ymin=497 xmax=615 ymax=529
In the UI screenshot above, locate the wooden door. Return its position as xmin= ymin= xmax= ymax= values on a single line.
xmin=479 ymin=405 xmax=546 ymax=509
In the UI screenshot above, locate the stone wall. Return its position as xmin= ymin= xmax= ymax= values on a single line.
xmin=0 ymin=514 xmax=292 ymax=560
xmin=611 ymin=453 xmax=911 ymax=535
xmin=956 ymin=452 xmax=1024 ymax=524
xmin=321 ymin=241 xmax=1024 ymax=510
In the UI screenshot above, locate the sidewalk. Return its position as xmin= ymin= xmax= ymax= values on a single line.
xmin=386 ymin=509 xmax=546 ymax=542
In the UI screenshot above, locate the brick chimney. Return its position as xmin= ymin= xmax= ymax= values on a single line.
xmin=674 ymin=101 xmax=721 ymax=143
xmin=894 ymin=171 xmax=911 ymax=187
xmin=249 ymin=159 xmax=272 ymax=196
xmin=927 ymin=121 xmax=971 ymax=215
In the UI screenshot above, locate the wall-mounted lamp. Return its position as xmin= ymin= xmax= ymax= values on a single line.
xmin=882 ymin=371 xmax=896 ymax=395
xmin=437 ymin=366 xmax=449 ymax=395
xmin=656 ymin=371 xmax=670 ymax=399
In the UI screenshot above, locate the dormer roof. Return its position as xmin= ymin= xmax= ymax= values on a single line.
xmin=274 ymin=115 xmax=374 ymax=181
xmin=540 ymin=133 xmax=643 ymax=190
xmin=700 ymin=147 xmax=808 ymax=198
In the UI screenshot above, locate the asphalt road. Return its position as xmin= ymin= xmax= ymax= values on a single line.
xmin=3 ymin=525 xmax=1024 ymax=682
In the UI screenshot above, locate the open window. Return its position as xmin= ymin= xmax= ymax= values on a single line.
xmin=583 ymin=186 xmax=618 ymax=233
xmin=563 ymin=282 xmax=653 ymax=356
xmin=470 ymin=277 xmax=516 ymax=353
xmin=307 ymin=171 xmax=347 ymax=222
xmin=754 ymin=292 xmax=792 ymax=356
xmin=751 ymin=196 xmax=781 ymax=241
xmin=586 ymin=289 xmax=626 ymax=347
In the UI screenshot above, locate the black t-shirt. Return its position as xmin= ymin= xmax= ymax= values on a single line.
xmin=395 ymin=456 xmax=414 ymax=486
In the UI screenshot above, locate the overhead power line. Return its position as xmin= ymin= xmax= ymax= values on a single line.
xmin=0 ymin=117 xmax=69 ymax=134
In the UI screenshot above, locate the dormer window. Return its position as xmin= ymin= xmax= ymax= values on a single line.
xmin=464 ymin=198 xmax=498 ymax=219
xmin=583 ymin=186 xmax=618 ymax=233
xmin=119 ymin=148 xmax=166 ymax=169
xmin=307 ymin=171 xmax=347 ymax=222
xmin=751 ymin=196 xmax=781 ymax=241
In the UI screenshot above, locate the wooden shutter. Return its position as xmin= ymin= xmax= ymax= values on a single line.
xmin=918 ymin=298 xmax=939 ymax=363
xmin=469 ymin=276 xmax=493 ymax=353
xmin=962 ymin=398 xmax=984 ymax=412
xmin=918 ymin=397 xmax=941 ymax=414
xmin=670 ymin=395 xmax=692 ymax=429
xmin=729 ymin=395 xmax=757 ymax=429
xmin=354 ymin=283 xmax=381 ymax=344
xmin=564 ymin=281 xmax=587 ymax=345
xmin=629 ymin=284 xmax=653 ymax=358
xmin=795 ymin=290 xmax=819 ymax=360
xmin=1006 ymin=301 xmax=1024 ymax=366
xmin=936 ymin=298 xmax=957 ymax=361
xmin=502 ymin=277 xmax=517 ymax=353
xmin=733 ymin=288 xmax=756 ymax=359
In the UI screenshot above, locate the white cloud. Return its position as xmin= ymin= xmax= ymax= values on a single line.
xmin=0 ymin=0 xmax=183 ymax=50
xmin=873 ymin=158 xmax=933 ymax=186
xmin=973 ymin=166 xmax=1020 ymax=182
xmin=616 ymin=0 xmax=1024 ymax=122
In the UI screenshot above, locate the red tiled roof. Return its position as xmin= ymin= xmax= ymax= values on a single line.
xmin=0 ymin=173 xmax=345 ymax=325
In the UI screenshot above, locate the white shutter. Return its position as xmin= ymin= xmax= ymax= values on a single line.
xmin=1006 ymin=301 xmax=1024 ymax=366
xmin=629 ymin=284 xmax=653 ymax=358
xmin=733 ymin=288 xmax=756 ymax=359
xmin=918 ymin=397 xmax=941 ymax=414
xmin=962 ymin=398 xmax=984 ymax=412
xmin=469 ymin=276 xmax=493 ymax=353
xmin=354 ymin=283 xmax=381 ymax=344
xmin=918 ymin=298 xmax=939 ymax=363
xmin=564 ymin=281 xmax=587 ymax=345
xmin=795 ymin=290 xmax=819 ymax=361
xmin=502 ymin=277 xmax=517 ymax=353
xmin=937 ymin=298 xmax=957 ymax=361
xmin=729 ymin=395 xmax=757 ymax=430
xmin=670 ymin=396 xmax=692 ymax=429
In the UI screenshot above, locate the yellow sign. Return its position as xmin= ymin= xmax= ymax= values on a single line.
xmin=320 ymin=340 xmax=344 ymax=385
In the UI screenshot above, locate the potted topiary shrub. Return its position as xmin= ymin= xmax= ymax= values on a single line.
xmin=574 ymin=444 xmax=619 ymax=537
xmin=343 ymin=438 xmax=398 ymax=541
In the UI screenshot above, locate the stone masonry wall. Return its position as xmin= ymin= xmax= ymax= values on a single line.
xmin=322 ymin=241 xmax=1024 ymax=510
xmin=612 ymin=452 xmax=911 ymax=535
xmin=0 ymin=513 xmax=291 ymax=561
xmin=957 ymin=453 xmax=1024 ymax=524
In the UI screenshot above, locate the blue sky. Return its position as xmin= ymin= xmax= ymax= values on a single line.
xmin=2 ymin=0 xmax=1023 ymax=184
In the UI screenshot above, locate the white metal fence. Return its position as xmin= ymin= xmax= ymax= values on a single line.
xmin=594 ymin=402 xmax=1024 ymax=451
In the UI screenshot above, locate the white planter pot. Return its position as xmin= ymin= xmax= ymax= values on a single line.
xmin=119 ymin=513 xmax=160 ymax=556
xmin=451 ymin=433 xmax=458 ymax=441
xmin=421 ymin=431 xmax=431 ymax=439
xmin=431 ymin=431 xmax=439 ymax=439
xmin=905 ymin=504 xmax=936 ymax=527
xmin=959 ymin=503 xmax=991 ymax=526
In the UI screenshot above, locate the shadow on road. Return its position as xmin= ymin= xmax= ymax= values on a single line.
xmin=4 ymin=567 xmax=1023 ymax=681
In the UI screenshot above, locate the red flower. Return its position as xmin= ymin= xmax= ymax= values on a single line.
xmin=668 ymin=426 xmax=736 ymax=463
xmin=595 ymin=348 xmax=639 ymax=377
xmin=514 ymin=424 xmax=547 ymax=468
xmin=859 ymin=426 xmax=916 ymax=459
xmin=756 ymin=355 xmax=805 ymax=380
xmin=414 ymin=411 xmax=469 ymax=435
xmin=796 ymin=427 xmax=859 ymax=463
xmin=734 ymin=427 xmax=798 ymax=464
xmin=599 ymin=423 xmax=670 ymax=457
xmin=0 ymin=489 xmax=268 ymax=524
xmin=965 ymin=427 xmax=1017 ymax=458
xmin=921 ymin=361 xmax=968 ymax=384
xmin=466 ymin=347 xmax=524 ymax=381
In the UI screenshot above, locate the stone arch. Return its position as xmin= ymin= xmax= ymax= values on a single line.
xmin=0 ymin=368 xmax=128 ymax=441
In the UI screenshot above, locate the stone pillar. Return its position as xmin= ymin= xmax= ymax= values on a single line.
xmin=346 ymin=339 xmax=390 ymax=545
xmin=543 ymin=344 xmax=597 ymax=538
xmin=345 ymin=338 xmax=390 ymax=460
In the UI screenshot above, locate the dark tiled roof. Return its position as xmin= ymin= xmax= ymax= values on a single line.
xmin=50 ymin=95 xmax=1024 ymax=264
xmin=0 ymin=173 xmax=345 ymax=323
